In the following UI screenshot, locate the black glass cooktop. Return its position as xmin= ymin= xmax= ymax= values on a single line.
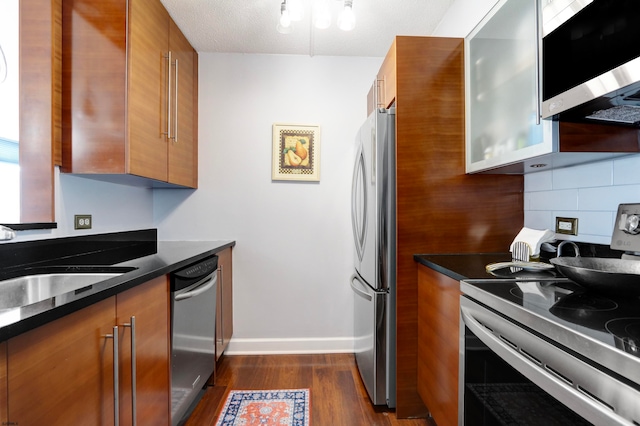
xmin=462 ymin=278 xmax=640 ymax=360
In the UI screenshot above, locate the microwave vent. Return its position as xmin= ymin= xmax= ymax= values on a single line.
xmin=585 ymin=105 xmax=640 ymax=126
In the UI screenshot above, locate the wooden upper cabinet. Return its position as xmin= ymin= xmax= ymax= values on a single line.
xmin=168 ymin=20 xmax=198 ymax=188
xmin=128 ymin=0 xmax=170 ymax=182
xmin=377 ymin=39 xmax=397 ymax=109
xmin=62 ymin=0 xmax=198 ymax=188
xmin=19 ymin=0 xmax=61 ymax=223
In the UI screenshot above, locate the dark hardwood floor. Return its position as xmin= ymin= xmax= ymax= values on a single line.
xmin=185 ymin=353 xmax=431 ymax=425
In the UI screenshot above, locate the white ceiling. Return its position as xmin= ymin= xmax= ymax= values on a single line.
xmin=159 ymin=0 xmax=455 ymax=57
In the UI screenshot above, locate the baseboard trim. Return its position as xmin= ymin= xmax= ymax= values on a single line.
xmin=225 ymin=337 xmax=354 ymax=355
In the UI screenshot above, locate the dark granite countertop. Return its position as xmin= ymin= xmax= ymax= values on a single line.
xmin=414 ymin=253 xmax=514 ymax=281
xmin=0 ymin=229 xmax=235 ymax=341
xmin=413 ymin=241 xmax=620 ymax=282
xmin=413 ymin=252 xmax=565 ymax=282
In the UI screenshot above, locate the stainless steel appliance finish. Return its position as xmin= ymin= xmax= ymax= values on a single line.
xmin=170 ymin=255 xmax=218 ymax=426
xmin=541 ymin=0 xmax=640 ymax=125
xmin=350 ymin=107 xmax=396 ymax=407
xmin=460 ymin=279 xmax=640 ymax=425
xmin=460 ymin=203 xmax=640 ymax=424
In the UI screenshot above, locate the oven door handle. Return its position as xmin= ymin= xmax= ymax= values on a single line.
xmin=175 ymin=274 xmax=216 ymax=301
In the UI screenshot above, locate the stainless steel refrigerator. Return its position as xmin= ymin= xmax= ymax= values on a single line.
xmin=350 ymin=107 xmax=396 ymax=408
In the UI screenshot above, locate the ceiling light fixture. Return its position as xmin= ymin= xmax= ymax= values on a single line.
xmin=312 ymin=0 xmax=332 ymax=30
xmin=279 ymin=0 xmax=356 ymax=34
xmin=337 ymin=0 xmax=355 ymax=31
xmin=276 ymin=1 xmax=293 ymax=34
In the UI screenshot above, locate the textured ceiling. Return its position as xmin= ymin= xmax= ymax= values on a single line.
xmin=159 ymin=0 xmax=454 ymax=57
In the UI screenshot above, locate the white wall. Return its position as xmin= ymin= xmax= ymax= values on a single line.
xmin=10 ymin=168 xmax=154 ymax=242
xmin=154 ymin=53 xmax=381 ymax=353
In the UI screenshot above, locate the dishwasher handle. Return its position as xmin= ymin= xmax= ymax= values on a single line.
xmin=175 ymin=274 xmax=216 ymax=301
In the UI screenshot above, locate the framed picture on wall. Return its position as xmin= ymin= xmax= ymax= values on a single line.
xmin=272 ymin=123 xmax=320 ymax=182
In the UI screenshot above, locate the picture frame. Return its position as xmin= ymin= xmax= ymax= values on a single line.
xmin=272 ymin=123 xmax=320 ymax=182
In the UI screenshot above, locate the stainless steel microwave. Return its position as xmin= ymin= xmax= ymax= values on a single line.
xmin=541 ymin=0 xmax=640 ymax=126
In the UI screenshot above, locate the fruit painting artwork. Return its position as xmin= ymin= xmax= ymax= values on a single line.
xmin=272 ymin=123 xmax=320 ymax=182
xmin=283 ymin=137 xmax=309 ymax=167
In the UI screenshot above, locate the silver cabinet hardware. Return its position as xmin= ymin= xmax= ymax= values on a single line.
xmin=106 ymin=326 xmax=120 ymax=426
xmin=123 ymin=316 xmax=137 ymax=426
xmin=174 ymin=58 xmax=179 ymax=143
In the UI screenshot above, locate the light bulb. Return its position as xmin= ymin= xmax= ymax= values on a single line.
xmin=313 ymin=0 xmax=331 ymax=29
xmin=280 ymin=10 xmax=291 ymax=28
xmin=338 ymin=2 xmax=355 ymax=31
xmin=277 ymin=1 xmax=293 ymax=34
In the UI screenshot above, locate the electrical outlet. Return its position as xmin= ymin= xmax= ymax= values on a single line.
xmin=74 ymin=214 xmax=92 ymax=230
xmin=555 ymin=217 xmax=578 ymax=236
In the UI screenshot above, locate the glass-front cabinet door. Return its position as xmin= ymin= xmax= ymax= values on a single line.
xmin=465 ymin=0 xmax=557 ymax=174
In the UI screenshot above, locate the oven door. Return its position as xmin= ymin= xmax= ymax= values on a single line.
xmin=459 ymin=296 xmax=640 ymax=425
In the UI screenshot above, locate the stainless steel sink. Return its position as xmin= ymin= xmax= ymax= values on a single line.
xmin=0 ymin=268 xmax=132 ymax=310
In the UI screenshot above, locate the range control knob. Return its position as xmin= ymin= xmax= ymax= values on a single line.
xmin=622 ymin=214 xmax=640 ymax=235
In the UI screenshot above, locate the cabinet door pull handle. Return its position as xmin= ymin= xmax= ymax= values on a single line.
xmin=123 ymin=316 xmax=137 ymax=426
xmin=164 ymin=51 xmax=172 ymax=139
xmin=106 ymin=326 xmax=120 ymax=426
xmin=534 ymin=0 xmax=541 ymax=125
xmin=174 ymin=58 xmax=179 ymax=143
xmin=219 ymin=265 xmax=223 ymax=346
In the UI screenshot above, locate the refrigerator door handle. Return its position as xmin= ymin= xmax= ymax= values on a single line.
xmin=351 ymin=144 xmax=367 ymax=262
xmin=350 ymin=274 xmax=372 ymax=301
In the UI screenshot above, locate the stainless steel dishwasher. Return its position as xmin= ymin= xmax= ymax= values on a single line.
xmin=170 ymin=255 xmax=218 ymax=426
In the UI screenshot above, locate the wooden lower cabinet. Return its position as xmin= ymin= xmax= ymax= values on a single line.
xmin=116 ymin=276 xmax=170 ymax=424
xmin=0 ymin=342 xmax=6 ymax=424
xmin=7 ymin=276 xmax=169 ymax=425
xmin=417 ymin=264 xmax=461 ymax=426
xmin=216 ymin=247 xmax=233 ymax=361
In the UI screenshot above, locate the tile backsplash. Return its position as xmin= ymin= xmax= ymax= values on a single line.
xmin=524 ymin=154 xmax=640 ymax=245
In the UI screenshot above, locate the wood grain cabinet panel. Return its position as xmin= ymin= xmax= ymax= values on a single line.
xmin=19 ymin=0 xmax=61 ymax=223
xmin=417 ymin=265 xmax=461 ymax=426
xmin=6 ymin=277 xmax=170 ymax=425
xmin=62 ymin=0 xmax=198 ymax=188
xmin=380 ymin=36 xmax=523 ymax=419
xmin=168 ymin=20 xmax=198 ymax=188
xmin=128 ymin=0 xmax=170 ymax=182
xmin=216 ymin=247 xmax=233 ymax=361
xmin=377 ymin=41 xmax=397 ymax=109
xmin=8 ymin=298 xmax=117 ymax=425
xmin=116 ymin=276 xmax=170 ymax=425
xmin=0 ymin=342 xmax=7 ymax=424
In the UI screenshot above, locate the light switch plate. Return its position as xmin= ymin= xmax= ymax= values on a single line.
xmin=555 ymin=217 xmax=578 ymax=235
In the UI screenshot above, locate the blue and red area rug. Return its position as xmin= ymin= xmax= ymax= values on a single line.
xmin=215 ymin=389 xmax=311 ymax=426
